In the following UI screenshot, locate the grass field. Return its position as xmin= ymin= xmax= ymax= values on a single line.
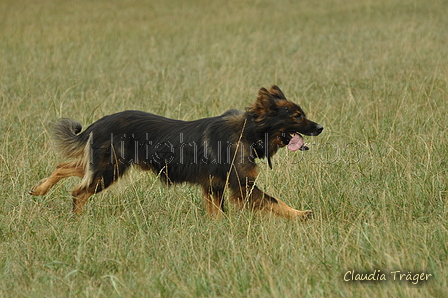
xmin=1 ymin=0 xmax=447 ymax=296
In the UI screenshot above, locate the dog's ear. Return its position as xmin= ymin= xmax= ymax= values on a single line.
xmin=269 ymin=85 xmax=287 ymax=100
xmin=252 ymin=87 xmax=277 ymax=115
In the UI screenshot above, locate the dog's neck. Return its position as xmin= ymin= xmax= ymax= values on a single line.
xmin=240 ymin=113 xmax=281 ymax=169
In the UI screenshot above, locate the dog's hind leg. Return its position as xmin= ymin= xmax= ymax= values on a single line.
xmin=70 ymin=163 xmax=129 ymax=214
xmin=30 ymin=162 xmax=84 ymax=196
xmin=71 ymin=176 xmax=108 ymax=214
xmin=71 ymin=186 xmax=96 ymax=215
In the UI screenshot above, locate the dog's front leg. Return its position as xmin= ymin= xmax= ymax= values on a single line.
xmin=231 ymin=184 xmax=312 ymax=220
xmin=202 ymin=184 xmax=225 ymax=219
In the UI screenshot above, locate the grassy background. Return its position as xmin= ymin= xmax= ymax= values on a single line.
xmin=1 ymin=0 xmax=447 ymax=296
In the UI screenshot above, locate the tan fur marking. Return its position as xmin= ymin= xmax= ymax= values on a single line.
xmin=71 ymin=176 xmax=105 ymax=214
xmin=202 ymin=188 xmax=225 ymax=219
xmin=71 ymin=189 xmax=94 ymax=215
xmin=275 ymin=100 xmax=294 ymax=107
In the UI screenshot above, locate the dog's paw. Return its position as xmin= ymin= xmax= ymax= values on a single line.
xmin=297 ymin=210 xmax=313 ymax=220
xmin=29 ymin=179 xmax=48 ymax=196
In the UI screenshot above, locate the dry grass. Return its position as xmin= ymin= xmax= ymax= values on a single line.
xmin=0 ymin=0 xmax=447 ymax=297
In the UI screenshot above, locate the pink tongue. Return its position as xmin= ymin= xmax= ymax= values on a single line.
xmin=287 ymin=133 xmax=304 ymax=151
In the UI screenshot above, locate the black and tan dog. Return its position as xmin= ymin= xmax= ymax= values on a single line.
xmin=30 ymin=86 xmax=323 ymax=219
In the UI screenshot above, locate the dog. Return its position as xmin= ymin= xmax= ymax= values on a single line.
xmin=30 ymin=85 xmax=323 ymax=219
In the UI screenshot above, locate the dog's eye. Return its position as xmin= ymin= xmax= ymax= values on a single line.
xmin=294 ymin=114 xmax=303 ymax=120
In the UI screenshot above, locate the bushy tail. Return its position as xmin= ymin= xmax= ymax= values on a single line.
xmin=50 ymin=118 xmax=87 ymax=159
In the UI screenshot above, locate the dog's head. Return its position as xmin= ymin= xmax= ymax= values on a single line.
xmin=248 ymin=85 xmax=323 ymax=162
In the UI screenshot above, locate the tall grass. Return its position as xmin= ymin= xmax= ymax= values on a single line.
xmin=0 ymin=0 xmax=447 ymax=297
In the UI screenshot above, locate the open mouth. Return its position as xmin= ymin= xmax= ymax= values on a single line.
xmin=287 ymin=133 xmax=309 ymax=151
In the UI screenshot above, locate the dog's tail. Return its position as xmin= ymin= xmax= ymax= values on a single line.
xmin=50 ymin=118 xmax=89 ymax=160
